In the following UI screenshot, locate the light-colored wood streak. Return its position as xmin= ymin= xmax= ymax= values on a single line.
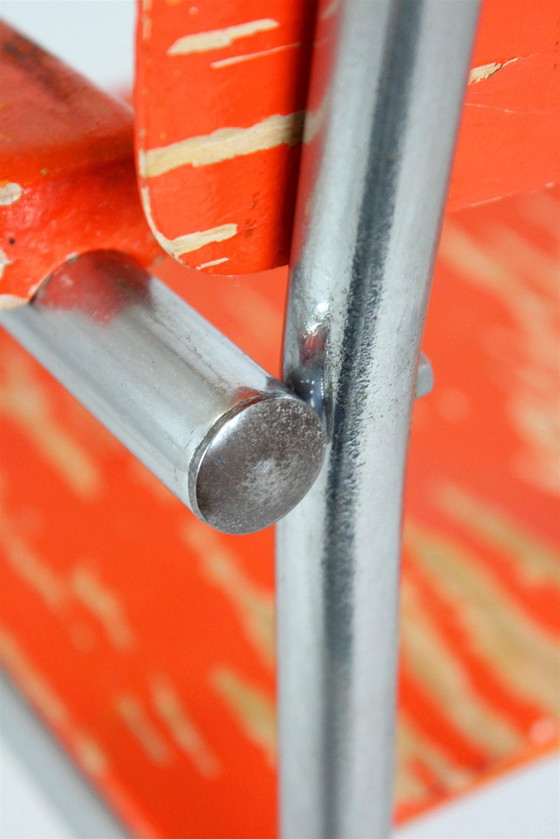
xmin=1 ymin=524 xmax=137 ymax=655
xmin=469 ymin=61 xmax=502 ymax=84
xmin=116 ymin=694 xmax=171 ymax=765
xmin=468 ymin=58 xmax=520 ymax=85
xmin=440 ymin=221 xmax=559 ymax=495
xmin=140 ymin=112 xmax=305 ymax=176
xmin=394 ymin=760 xmax=426 ymax=805
xmin=2 ymin=529 xmax=66 ymax=612
xmin=211 ymin=668 xmax=275 ymax=765
xmin=396 ymin=711 xmax=472 ymax=803
xmin=435 ymin=482 xmax=560 ymax=585
xmin=72 ymin=732 xmax=109 ymax=776
xmin=0 ymin=629 xmax=109 ymax=776
xmin=151 ymin=676 xmax=220 ymax=777
xmin=211 ymin=43 xmax=299 ymax=69
xmin=405 ymin=523 xmax=560 ymax=717
xmin=71 ymin=563 xmax=135 ymax=652
xmin=161 ymin=224 xmax=238 ymax=257
xmin=140 ymin=187 xmax=238 ymax=257
xmin=0 ymin=351 xmax=102 ymax=498
xmin=401 ymin=578 xmax=522 ymax=759
xmin=167 ymin=19 xmax=279 ymax=56
xmin=196 ymin=257 xmax=229 ymax=270
xmin=181 ymin=521 xmax=274 ymax=667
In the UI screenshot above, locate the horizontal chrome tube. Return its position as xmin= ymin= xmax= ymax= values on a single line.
xmin=277 ymin=1 xmax=480 ymax=837
xmin=1 ymin=250 xmax=325 ymax=535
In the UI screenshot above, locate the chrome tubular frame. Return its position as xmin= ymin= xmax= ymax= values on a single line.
xmin=1 ymin=251 xmax=325 ymax=536
xmin=277 ymin=1 xmax=480 ymax=837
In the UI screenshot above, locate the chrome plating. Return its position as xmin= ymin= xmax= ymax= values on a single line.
xmin=1 ymin=251 xmax=325 ymax=535
xmin=277 ymin=1 xmax=480 ymax=837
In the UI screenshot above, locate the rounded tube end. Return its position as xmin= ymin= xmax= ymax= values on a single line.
xmin=190 ymin=395 xmax=326 ymax=535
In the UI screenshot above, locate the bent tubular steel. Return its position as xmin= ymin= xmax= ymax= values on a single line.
xmin=1 ymin=251 xmax=325 ymax=535
xmin=277 ymin=1 xmax=480 ymax=838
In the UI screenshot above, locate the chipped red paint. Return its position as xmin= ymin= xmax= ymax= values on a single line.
xmin=135 ymin=0 xmax=559 ymax=275
xmin=0 ymin=23 xmax=159 ymax=307
xmin=453 ymin=0 xmax=560 ymax=211
xmin=135 ymin=0 xmax=317 ymax=275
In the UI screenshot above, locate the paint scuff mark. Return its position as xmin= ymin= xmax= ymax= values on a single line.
xmin=151 ymin=675 xmax=221 ymax=776
xmin=116 ymin=694 xmax=171 ymax=765
xmin=435 ymin=483 xmax=560 ymax=586
xmin=396 ymin=710 xmax=472 ymax=804
xmin=72 ymin=563 xmax=135 ymax=651
xmin=440 ymin=218 xmax=559 ymax=495
xmin=0 ymin=351 xmax=102 ymax=498
xmin=196 ymin=257 xmax=230 ymax=270
xmin=140 ymin=112 xmax=304 ymax=176
xmin=166 ymin=224 xmax=238 ymax=257
xmin=140 ymin=186 xmax=237 ymax=257
xmin=2 ymin=528 xmax=66 ymax=611
xmin=168 ymin=19 xmax=279 ymax=55
xmin=0 ymin=182 xmax=23 ymax=205
xmin=401 ymin=576 xmax=522 ymax=759
xmin=212 ymin=668 xmax=276 ymax=765
xmin=72 ymin=732 xmax=109 ymax=776
xmin=211 ymin=42 xmax=299 ymax=69
xmin=468 ymin=57 xmax=522 ymax=84
xmin=404 ymin=522 xmax=560 ymax=717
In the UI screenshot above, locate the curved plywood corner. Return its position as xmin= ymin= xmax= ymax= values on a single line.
xmin=135 ymin=0 xmax=559 ymax=275
xmin=0 ymin=23 xmax=160 ymax=308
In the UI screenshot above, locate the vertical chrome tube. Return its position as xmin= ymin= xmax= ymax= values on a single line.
xmin=277 ymin=2 xmax=480 ymax=838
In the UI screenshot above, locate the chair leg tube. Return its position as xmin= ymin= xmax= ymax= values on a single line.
xmin=276 ymin=1 xmax=480 ymax=837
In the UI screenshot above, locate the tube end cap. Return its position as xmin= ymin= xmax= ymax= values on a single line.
xmin=191 ymin=395 xmax=325 ymax=535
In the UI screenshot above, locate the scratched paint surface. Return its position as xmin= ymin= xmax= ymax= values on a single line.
xmin=135 ymin=0 xmax=560 ymax=275
xmin=1 ymin=187 xmax=558 ymax=836
xmin=0 ymin=22 xmax=159 ymax=307
xmin=135 ymin=0 xmax=317 ymax=275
